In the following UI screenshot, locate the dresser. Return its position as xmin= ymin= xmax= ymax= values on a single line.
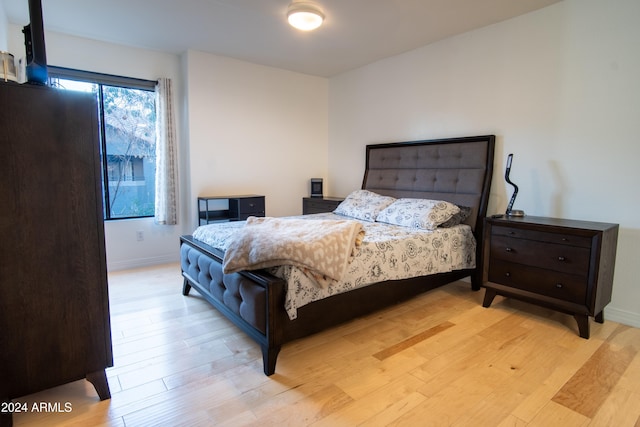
xmin=302 ymin=197 xmax=344 ymax=214
xmin=482 ymin=216 xmax=618 ymax=338
xmin=198 ymin=195 xmax=265 ymax=225
xmin=1 ymin=83 xmax=112 ymax=426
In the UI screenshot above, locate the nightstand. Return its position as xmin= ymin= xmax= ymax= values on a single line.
xmin=482 ymin=216 xmax=618 ymax=339
xmin=302 ymin=197 xmax=344 ymax=214
xmin=198 ymin=195 xmax=265 ymax=224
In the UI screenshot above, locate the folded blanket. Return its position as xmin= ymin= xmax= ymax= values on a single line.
xmin=222 ymin=216 xmax=365 ymax=288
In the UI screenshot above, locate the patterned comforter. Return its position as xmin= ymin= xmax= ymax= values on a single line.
xmin=222 ymin=216 xmax=365 ymax=287
xmin=192 ymin=213 xmax=476 ymax=319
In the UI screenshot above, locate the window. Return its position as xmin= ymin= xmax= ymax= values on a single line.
xmin=48 ymin=67 xmax=157 ymax=220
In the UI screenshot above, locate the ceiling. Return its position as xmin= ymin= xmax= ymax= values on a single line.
xmin=3 ymin=0 xmax=562 ymax=77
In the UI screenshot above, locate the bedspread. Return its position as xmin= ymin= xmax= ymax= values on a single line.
xmin=222 ymin=216 xmax=364 ymax=288
xmin=192 ymin=213 xmax=476 ymax=319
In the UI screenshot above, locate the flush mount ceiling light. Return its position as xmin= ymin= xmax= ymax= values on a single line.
xmin=287 ymin=1 xmax=324 ymax=31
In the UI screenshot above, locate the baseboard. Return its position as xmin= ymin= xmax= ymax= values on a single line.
xmin=107 ymin=254 xmax=179 ymax=272
xmin=605 ymin=306 xmax=640 ymax=328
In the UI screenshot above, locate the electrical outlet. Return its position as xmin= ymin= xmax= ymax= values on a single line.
xmin=136 ymin=231 xmax=144 ymax=241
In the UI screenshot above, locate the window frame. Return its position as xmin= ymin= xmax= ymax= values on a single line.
xmin=48 ymin=66 xmax=157 ymax=220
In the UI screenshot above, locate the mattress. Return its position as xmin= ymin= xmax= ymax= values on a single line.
xmin=192 ymin=212 xmax=476 ymax=319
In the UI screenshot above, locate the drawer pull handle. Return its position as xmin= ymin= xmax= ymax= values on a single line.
xmin=505 ymin=272 xmax=511 ymax=277
xmin=508 ymin=231 xmax=515 ymax=235
xmin=555 ymin=283 xmax=563 ymax=289
xmin=505 ymin=247 xmax=513 ymax=252
xmin=558 ymin=256 xmax=566 ymax=262
xmin=562 ymin=237 xmax=568 ymax=242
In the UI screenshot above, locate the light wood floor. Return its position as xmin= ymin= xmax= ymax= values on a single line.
xmin=11 ymin=263 xmax=640 ymax=426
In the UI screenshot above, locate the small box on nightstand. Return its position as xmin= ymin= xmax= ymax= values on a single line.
xmin=310 ymin=178 xmax=323 ymax=198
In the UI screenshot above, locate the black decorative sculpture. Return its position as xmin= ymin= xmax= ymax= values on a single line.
xmin=505 ymin=153 xmax=525 ymax=217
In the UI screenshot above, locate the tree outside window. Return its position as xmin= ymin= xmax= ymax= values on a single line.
xmin=50 ymin=76 xmax=156 ymax=220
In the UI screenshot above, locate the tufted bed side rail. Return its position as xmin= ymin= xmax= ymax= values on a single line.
xmin=180 ymin=235 xmax=286 ymax=374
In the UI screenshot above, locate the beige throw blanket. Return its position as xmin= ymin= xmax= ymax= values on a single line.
xmin=222 ymin=216 xmax=365 ymax=288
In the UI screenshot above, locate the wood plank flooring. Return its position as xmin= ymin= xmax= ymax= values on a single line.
xmin=11 ymin=263 xmax=640 ymax=426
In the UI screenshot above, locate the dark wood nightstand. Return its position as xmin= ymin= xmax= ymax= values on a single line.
xmin=302 ymin=197 xmax=344 ymax=214
xmin=198 ymin=195 xmax=265 ymax=224
xmin=482 ymin=215 xmax=618 ymax=339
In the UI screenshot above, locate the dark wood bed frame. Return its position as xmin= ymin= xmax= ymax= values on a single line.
xmin=180 ymin=135 xmax=495 ymax=375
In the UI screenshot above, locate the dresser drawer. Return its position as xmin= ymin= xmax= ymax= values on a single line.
xmin=237 ymin=197 xmax=264 ymax=214
xmin=230 ymin=197 xmax=265 ymax=220
xmin=303 ymin=197 xmax=343 ymax=214
xmin=491 ymin=225 xmax=592 ymax=248
xmin=488 ymin=259 xmax=587 ymax=304
xmin=490 ymin=235 xmax=591 ymax=276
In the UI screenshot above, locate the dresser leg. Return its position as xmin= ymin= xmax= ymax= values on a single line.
xmin=574 ymin=314 xmax=590 ymax=339
xmin=594 ymin=311 xmax=604 ymax=324
xmin=86 ymin=370 xmax=111 ymax=401
xmin=482 ymin=288 xmax=497 ymax=308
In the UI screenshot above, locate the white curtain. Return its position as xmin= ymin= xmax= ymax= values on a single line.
xmin=154 ymin=77 xmax=178 ymax=225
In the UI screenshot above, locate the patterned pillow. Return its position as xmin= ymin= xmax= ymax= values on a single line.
xmin=376 ymin=198 xmax=461 ymax=230
xmin=333 ymin=190 xmax=396 ymax=222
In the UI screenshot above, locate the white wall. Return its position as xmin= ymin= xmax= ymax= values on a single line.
xmin=328 ymin=0 xmax=640 ymax=327
xmin=0 ymin=4 xmax=8 ymax=50
xmin=183 ymin=50 xmax=328 ymax=228
xmin=7 ymin=27 xmax=186 ymax=271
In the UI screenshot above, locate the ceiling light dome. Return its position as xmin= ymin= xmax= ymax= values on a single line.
xmin=287 ymin=1 xmax=324 ymax=31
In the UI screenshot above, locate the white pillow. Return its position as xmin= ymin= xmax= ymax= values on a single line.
xmin=376 ymin=198 xmax=461 ymax=230
xmin=333 ymin=190 xmax=396 ymax=222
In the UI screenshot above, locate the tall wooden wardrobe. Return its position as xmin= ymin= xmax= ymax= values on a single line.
xmin=0 ymin=82 xmax=112 ymax=426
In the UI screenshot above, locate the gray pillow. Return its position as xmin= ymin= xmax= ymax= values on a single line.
xmin=439 ymin=205 xmax=472 ymax=228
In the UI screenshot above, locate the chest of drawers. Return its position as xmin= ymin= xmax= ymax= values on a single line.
xmin=482 ymin=216 xmax=618 ymax=338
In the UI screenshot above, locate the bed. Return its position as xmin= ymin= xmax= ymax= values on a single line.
xmin=180 ymin=134 xmax=495 ymax=375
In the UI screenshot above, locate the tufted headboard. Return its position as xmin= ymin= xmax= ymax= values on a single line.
xmin=362 ymin=135 xmax=495 ymax=232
